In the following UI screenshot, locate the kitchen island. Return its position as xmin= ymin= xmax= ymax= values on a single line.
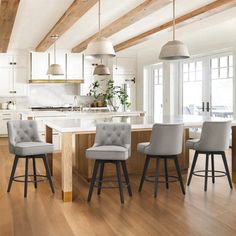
xmin=45 ymin=115 xmax=211 ymax=202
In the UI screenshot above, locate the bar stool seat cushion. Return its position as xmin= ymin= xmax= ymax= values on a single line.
xmin=86 ymin=145 xmax=129 ymax=160
xmin=186 ymin=139 xmax=200 ymax=150
xmin=15 ymin=142 xmax=54 ymax=156
xmin=137 ymin=142 xmax=150 ymax=153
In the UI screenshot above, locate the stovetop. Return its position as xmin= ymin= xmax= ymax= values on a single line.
xmin=31 ymin=106 xmax=81 ymax=111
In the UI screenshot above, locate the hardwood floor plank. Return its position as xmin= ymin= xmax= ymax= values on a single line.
xmin=0 ymin=142 xmax=235 ymax=236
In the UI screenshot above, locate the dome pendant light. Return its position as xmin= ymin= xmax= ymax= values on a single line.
xmin=159 ymin=0 xmax=190 ymax=60
xmin=93 ymin=58 xmax=110 ymax=76
xmin=86 ymin=0 xmax=115 ymax=57
xmin=47 ymin=35 xmax=64 ymax=76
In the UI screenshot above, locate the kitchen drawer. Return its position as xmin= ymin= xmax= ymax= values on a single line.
xmin=0 ymin=113 xmax=20 ymax=135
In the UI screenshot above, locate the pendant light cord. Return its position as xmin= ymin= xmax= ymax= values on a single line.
xmin=98 ymin=0 xmax=101 ymax=37
xmin=173 ymin=0 xmax=176 ymax=41
xmin=54 ymin=40 xmax=56 ymax=64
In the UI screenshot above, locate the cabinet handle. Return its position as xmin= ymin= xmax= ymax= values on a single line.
xmin=2 ymin=114 xmax=11 ymax=115
xmin=9 ymin=91 xmax=16 ymax=94
xmin=2 ymin=118 xmax=11 ymax=120
xmin=206 ymin=102 xmax=210 ymax=112
xmin=202 ymin=102 xmax=205 ymax=112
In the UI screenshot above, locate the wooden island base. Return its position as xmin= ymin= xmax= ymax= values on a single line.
xmin=74 ymin=129 xmax=190 ymax=180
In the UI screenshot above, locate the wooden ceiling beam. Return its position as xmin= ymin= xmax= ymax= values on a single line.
xmin=72 ymin=0 xmax=171 ymax=53
xmin=0 ymin=0 xmax=20 ymax=53
xmin=35 ymin=0 xmax=98 ymax=52
xmin=114 ymin=0 xmax=236 ymax=52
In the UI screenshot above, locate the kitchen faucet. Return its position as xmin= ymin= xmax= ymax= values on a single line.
xmin=72 ymin=96 xmax=78 ymax=111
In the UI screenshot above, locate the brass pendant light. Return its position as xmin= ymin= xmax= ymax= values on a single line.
xmin=159 ymin=0 xmax=190 ymax=60
xmin=86 ymin=0 xmax=115 ymax=57
xmin=93 ymin=58 xmax=110 ymax=76
xmin=47 ymin=35 xmax=64 ymax=75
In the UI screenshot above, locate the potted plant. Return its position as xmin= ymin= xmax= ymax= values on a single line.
xmin=88 ymin=79 xmax=131 ymax=111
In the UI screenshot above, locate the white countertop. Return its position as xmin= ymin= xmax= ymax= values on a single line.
xmin=20 ymin=110 xmax=145 ymax=118
xmin=45 ymin=115 xmax=234 ymax=133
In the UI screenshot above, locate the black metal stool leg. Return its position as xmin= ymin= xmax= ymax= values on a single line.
xmin=97 ymin=161 xmax=105 ymax=195
xmin=221 ymin=152 xmax=233 ymax=189
xmin=7 ymin=156 xmax=19 ymax=193
xmin=32 ymin=157 xmax=37 ymax=189
xmin=116 ymin=161 xmax=124 ymax=204
xmin=204 ymin=154 xmax=209 ymax=191
xmin=88 ymin=160 xmax=99 ymax=202
xmin=121 ymin=161 xmax=132 ymax=197
xmin=43 ymin=155 xmax=55 ymax=193
xmin=24 ymin=158 xmax=29 ymax=198
xmin=154 ymin=157 xmax=160 ymax=198
xmin=139 ymin=155 xmax=151 ymax=192
xmin=187 ymin=151 xmax=199 ymax=186
xmin=164 ymin=158 xmax=169 ymax=189
xmin=174 ymin=156 xmax=185 ymax=195
xmin=211 ymin=154 xmax=215 ymax=184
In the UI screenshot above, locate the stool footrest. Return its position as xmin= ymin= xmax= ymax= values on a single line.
xmin=144 ymin=175 xmax=179 ymax=183
xmin=13 ymin=174 xmax=49 ymax=183
xmin=192 ymin=170 xmax=227 ymax=178
xmin=94 ymin=179 xmax=129 ymax=189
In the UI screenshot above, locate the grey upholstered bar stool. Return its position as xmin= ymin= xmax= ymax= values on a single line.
xmin=7 ymin=120 xmax=55 ymax=197
xmin=186 ymin=121 xmax=232 ymax=191
xmin=86 ymin=123 xmax=132 ymax=204
xmin=137 ymin=123 xmax=185 ymax=197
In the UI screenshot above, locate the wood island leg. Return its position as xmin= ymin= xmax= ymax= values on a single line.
xmin=231 ymin=126 xmax=236 ymax=183
xmin=46 ymin=125 xmax=53 ymax=175
xmin=61 ymin=132 xmax=73 ymax=202
xmin=178 ymin=128 xmax=190 ymax=170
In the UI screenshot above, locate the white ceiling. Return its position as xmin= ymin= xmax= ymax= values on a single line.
xmin=8 ymin=0 xmax=235 ymax=55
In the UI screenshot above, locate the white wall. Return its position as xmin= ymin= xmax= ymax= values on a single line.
xmin=134 ymin=8 xmax=236 ymax=115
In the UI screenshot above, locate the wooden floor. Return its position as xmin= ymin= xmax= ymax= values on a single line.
xmin=0 ymin=141 xmax=236 ymax=236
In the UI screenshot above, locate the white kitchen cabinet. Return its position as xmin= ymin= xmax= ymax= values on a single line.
xmin=0 ymin=53 xmax=28 ymax=96
xmin=66 ymin=53 xmax=83 ymax=80
xmin=0 ymin=67 xmax=11 ymax=95
xmin=0 ymin=111 xmax=20 ymax=136
xmin=30 ymin=52 xmax=50 ymax=80
xmin=49 ymin=51 xmax=66 ymax=80
xmin=13 ymin=67 xmax=28 ymax=96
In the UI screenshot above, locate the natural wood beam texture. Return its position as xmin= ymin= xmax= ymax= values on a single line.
xmin=114 ymin=0 xmax=236 ymax=52
xmin=0 ymin=0 xmax=20 ymax=53
xmin=36 ymin=0 xmax=98 ymax=52
xmin=72 ymin=0 xmax=171 ymax=53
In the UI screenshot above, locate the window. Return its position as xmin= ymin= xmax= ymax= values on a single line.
xmin=153 ymin=65 xmax=163 ymax=121
xmin=183 ymin=61 xmax=203 ymax=82
xmin=211 ymin=55 xmax=233 ymax=79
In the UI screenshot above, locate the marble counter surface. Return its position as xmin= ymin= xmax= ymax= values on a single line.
xmin=20 ymin=110 xmax=145 ymax=118
xmin=45 ymin=115 xmax=233 ymax=133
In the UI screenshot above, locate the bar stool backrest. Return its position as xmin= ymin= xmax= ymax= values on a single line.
xmin=94 ymin=123 xmax=131 ymax=152
xmin=197 ymin=121 xmax=231 ymax=152
xmin=7 ymin=120 xmax=41 ymax=154
xmin=147 ymin=123 xmax=184 ymax=156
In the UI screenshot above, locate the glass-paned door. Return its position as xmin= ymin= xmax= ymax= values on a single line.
xmin=182 ymin=60 xmax=203 ymax=115
xmin=182 ymin=54 xmax=233 ymax=118
xmin=211 ymin=55 xmax=233 ymax=118
xmin=153 ymin=65 xmax=163 ymax=121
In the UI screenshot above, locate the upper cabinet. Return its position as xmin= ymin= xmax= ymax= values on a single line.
xmin=30 ymin=52 xmax=83 ymax=82
xmin=66 ymin=53 xmax=83 ymax=80
xmin=30 ymin=52 xmax=50 ymax=80
xmin=49 ymin=51 xmax=66 ymax=80
xmin=0 ymin=53 xmax=28 ymax=96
